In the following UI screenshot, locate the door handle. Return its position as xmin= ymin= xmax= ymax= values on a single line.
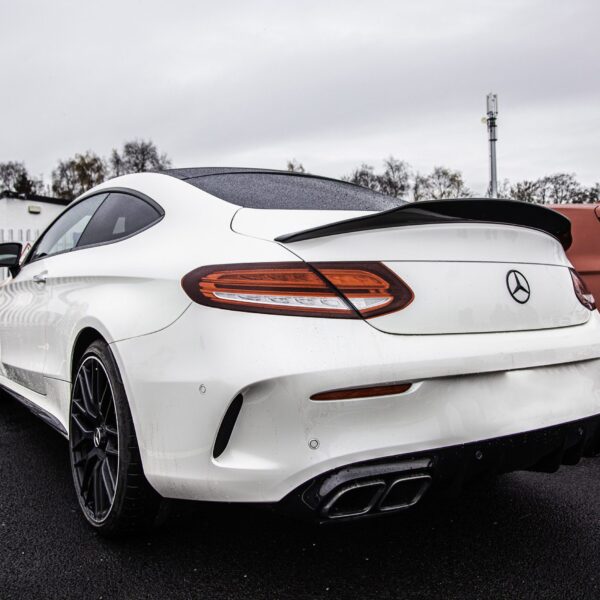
xmin=33 ymin=272 xmax=47 ymax=284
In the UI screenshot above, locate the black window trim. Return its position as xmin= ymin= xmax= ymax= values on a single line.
xmin=75 ymin=188 xmax=164 ymax=251
xmin=24 ymin=187 xmax=165 ymax=266
xmin=24 ymin=192 xmax=109 ymax=265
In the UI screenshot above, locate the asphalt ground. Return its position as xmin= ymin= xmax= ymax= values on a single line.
xmin=1 ymin=391 xmax=599 ymax=600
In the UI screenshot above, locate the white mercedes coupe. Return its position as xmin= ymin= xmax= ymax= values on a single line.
xmin=1 ymin=168 xmax=599 ymax=536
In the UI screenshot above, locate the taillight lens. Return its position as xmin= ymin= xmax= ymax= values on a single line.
xmin=181 ymin=262 xmax=413 ymax=318
xmin=570 ymin=268 xmax=596 ymax=311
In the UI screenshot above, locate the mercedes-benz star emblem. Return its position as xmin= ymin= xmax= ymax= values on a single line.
xmin=93 ymin=427 xmax=102 ymax=448
xmin=506 ymin=270 xmax=530 ymax=304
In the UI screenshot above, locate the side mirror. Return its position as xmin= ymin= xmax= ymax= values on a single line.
xmin=0 ymin=243 xmax=23 ymax=278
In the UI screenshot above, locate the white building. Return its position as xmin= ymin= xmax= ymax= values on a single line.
xmin=0 ymin=190 xmax=70 ymax=279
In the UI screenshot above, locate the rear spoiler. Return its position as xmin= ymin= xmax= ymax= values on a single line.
xmin=275 ymin=198 xmax=572 ymax=250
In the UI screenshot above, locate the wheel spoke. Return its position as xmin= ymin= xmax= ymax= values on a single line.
xmin=81 ymin=449 xmax=98 ymax=498
xmin=80 ymin=365 xmax=97 ymax=419
xmin=72 ymin=397 xmax=87 ymax=415
xmin=81 ymin=364 xmax=92 ymax=401
xmin=105 ymin=441 xmax=118 ymax=456
xmin=93 ymin=364 xmax=99 ymax=402
xmin=99 ymin=382 xmax=111 ymax=419
xmin=73 ymin=454 xmax=88 ymax=468
xmin=78 ymin=367 xmax=93 ymax=416
xmin=93 ymin=365 xmax=104 ymax=414
xmin=72 ymin=434 xmax=93 ymax=452
xmin=93 ymin=464 xmax=103 ymax=515
xmin=72 ymin=414 xmax=94 ymax=436
xmin=101 ymin=459 xmax=116 ymax=499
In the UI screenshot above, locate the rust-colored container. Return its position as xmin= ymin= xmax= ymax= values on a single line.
xmin=552 ymin=204 xmax=600 ymax=308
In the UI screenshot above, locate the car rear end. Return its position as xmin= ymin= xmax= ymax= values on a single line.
xmin=112 ymin=172 xmax=600 ymax=522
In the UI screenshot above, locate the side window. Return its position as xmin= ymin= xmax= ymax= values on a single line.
xmin=76 ymin=192 xmax=161 ymax=247
xmin=29 ymin=194 xmax=107 ymax=261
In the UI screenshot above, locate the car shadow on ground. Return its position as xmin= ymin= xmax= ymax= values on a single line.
xmin=1 ymin=392 xmax=599 ymax=599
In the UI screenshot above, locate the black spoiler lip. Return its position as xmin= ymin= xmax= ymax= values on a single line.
xmin=274 ymin=198 xmax=572 ymax=250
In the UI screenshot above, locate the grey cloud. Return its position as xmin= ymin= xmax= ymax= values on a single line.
xmin=1 ymin=0 xmax=598 ymax=193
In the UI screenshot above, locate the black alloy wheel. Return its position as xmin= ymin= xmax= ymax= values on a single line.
xmin=69 ymin=340 xmax=164 ymax=536
xmin=70 ymin=355 xmax=119 ymax=523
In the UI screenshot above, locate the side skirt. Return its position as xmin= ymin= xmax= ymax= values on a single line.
xmin=0 ymin=382 xmax=68 ymax=439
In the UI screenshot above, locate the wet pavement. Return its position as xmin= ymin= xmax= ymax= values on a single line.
xmin=1 ymin=392 xmax=599 ymax=599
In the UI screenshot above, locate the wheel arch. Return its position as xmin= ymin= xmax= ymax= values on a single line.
xmin=70 ymin=327 xmax=108 ymax=382
xmin=69 ymin=324 xmax=149 ymax=481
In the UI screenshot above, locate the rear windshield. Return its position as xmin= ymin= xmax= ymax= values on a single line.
xmin=179 ymin=173 xmax=401 ymax=211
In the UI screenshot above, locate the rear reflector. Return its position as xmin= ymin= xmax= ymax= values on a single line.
xmin=570 ymin=268 xmax=596 ymax=311
xmin=181 ymin=262 xmax=413 ymax=318
xmin=311 ymin=382 xmax=412 ymax=401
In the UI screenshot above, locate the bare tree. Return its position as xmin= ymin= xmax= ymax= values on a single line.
xmin=412 ymin=173 xmax=429 ymax=202
xmin=509 ymin=173 xmax=595 ymax=204
xmin=343 ymin=157 xmax=411 ymax=199
xmin=51 ymin=152 xmax=107 ymax=200
xmin=378 ymin=157 xmax=411 ymax=198
xmin=573 ymin=183 xmax=600 ymax=204
xmin=342 ymin=163 xmax=380 ymax=191
xmin=509 ymin=180 xmax=542 ymax=203
xmin=286 ymin=159 xmax=305 ymax=173
xmin=0 ymin=161 xmax=44 ymax=195
xmin=497 ymin=178 xmax=512 ymax=199
xmin=539 ymin=173 xmax=582 ymax=204
xmin=412 ymin=166 xmax=471 ymax=201
xmin=110 ymin=139 xmax=171 ymax=176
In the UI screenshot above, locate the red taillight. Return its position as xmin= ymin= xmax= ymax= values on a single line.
xmin=181 ymin=262 xmax=413 ymax=318
xmin=570 ymin=268 xmax=596 ymax=311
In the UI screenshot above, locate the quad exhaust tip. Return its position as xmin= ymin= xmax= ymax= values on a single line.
xmin=321 ymin=474 xmax=432 ymax=520
xmin=321 ymin=480 xmax=386 ymax=520
xmin=378 ymin=474 xmax=432 ymax=512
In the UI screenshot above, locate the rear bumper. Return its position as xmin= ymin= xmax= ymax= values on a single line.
xmin=110 ymin=304 xmax=600 ymax=503
xmin=279 ymin=413 xmax=600 ymax=522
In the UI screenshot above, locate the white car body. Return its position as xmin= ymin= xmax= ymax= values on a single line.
xmin=1 ymin=169 xmax=600 ymax=522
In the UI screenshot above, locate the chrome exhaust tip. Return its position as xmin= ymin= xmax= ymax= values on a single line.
xmin=377 ymin=474 xmax=432 ymax=512
xmin=321 ymin=479 xmax=386 ymax=520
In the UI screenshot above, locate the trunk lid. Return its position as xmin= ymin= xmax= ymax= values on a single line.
xmin=232 ymin=207 xmax=588 ymax=335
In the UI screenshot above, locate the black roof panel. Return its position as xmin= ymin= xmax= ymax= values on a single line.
xmin=161 ymin=167 xmax=401 ymax=211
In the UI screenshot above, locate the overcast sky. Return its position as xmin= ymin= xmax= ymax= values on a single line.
xmin=1 ymin=0 xmax=599 ymax=194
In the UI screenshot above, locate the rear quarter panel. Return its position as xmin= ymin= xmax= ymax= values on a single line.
xmin=42 ymin=173 xmax=305 ymax=383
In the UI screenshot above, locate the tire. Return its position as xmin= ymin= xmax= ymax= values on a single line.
xmin=69 ymin=339 xmax=163 ymax=536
